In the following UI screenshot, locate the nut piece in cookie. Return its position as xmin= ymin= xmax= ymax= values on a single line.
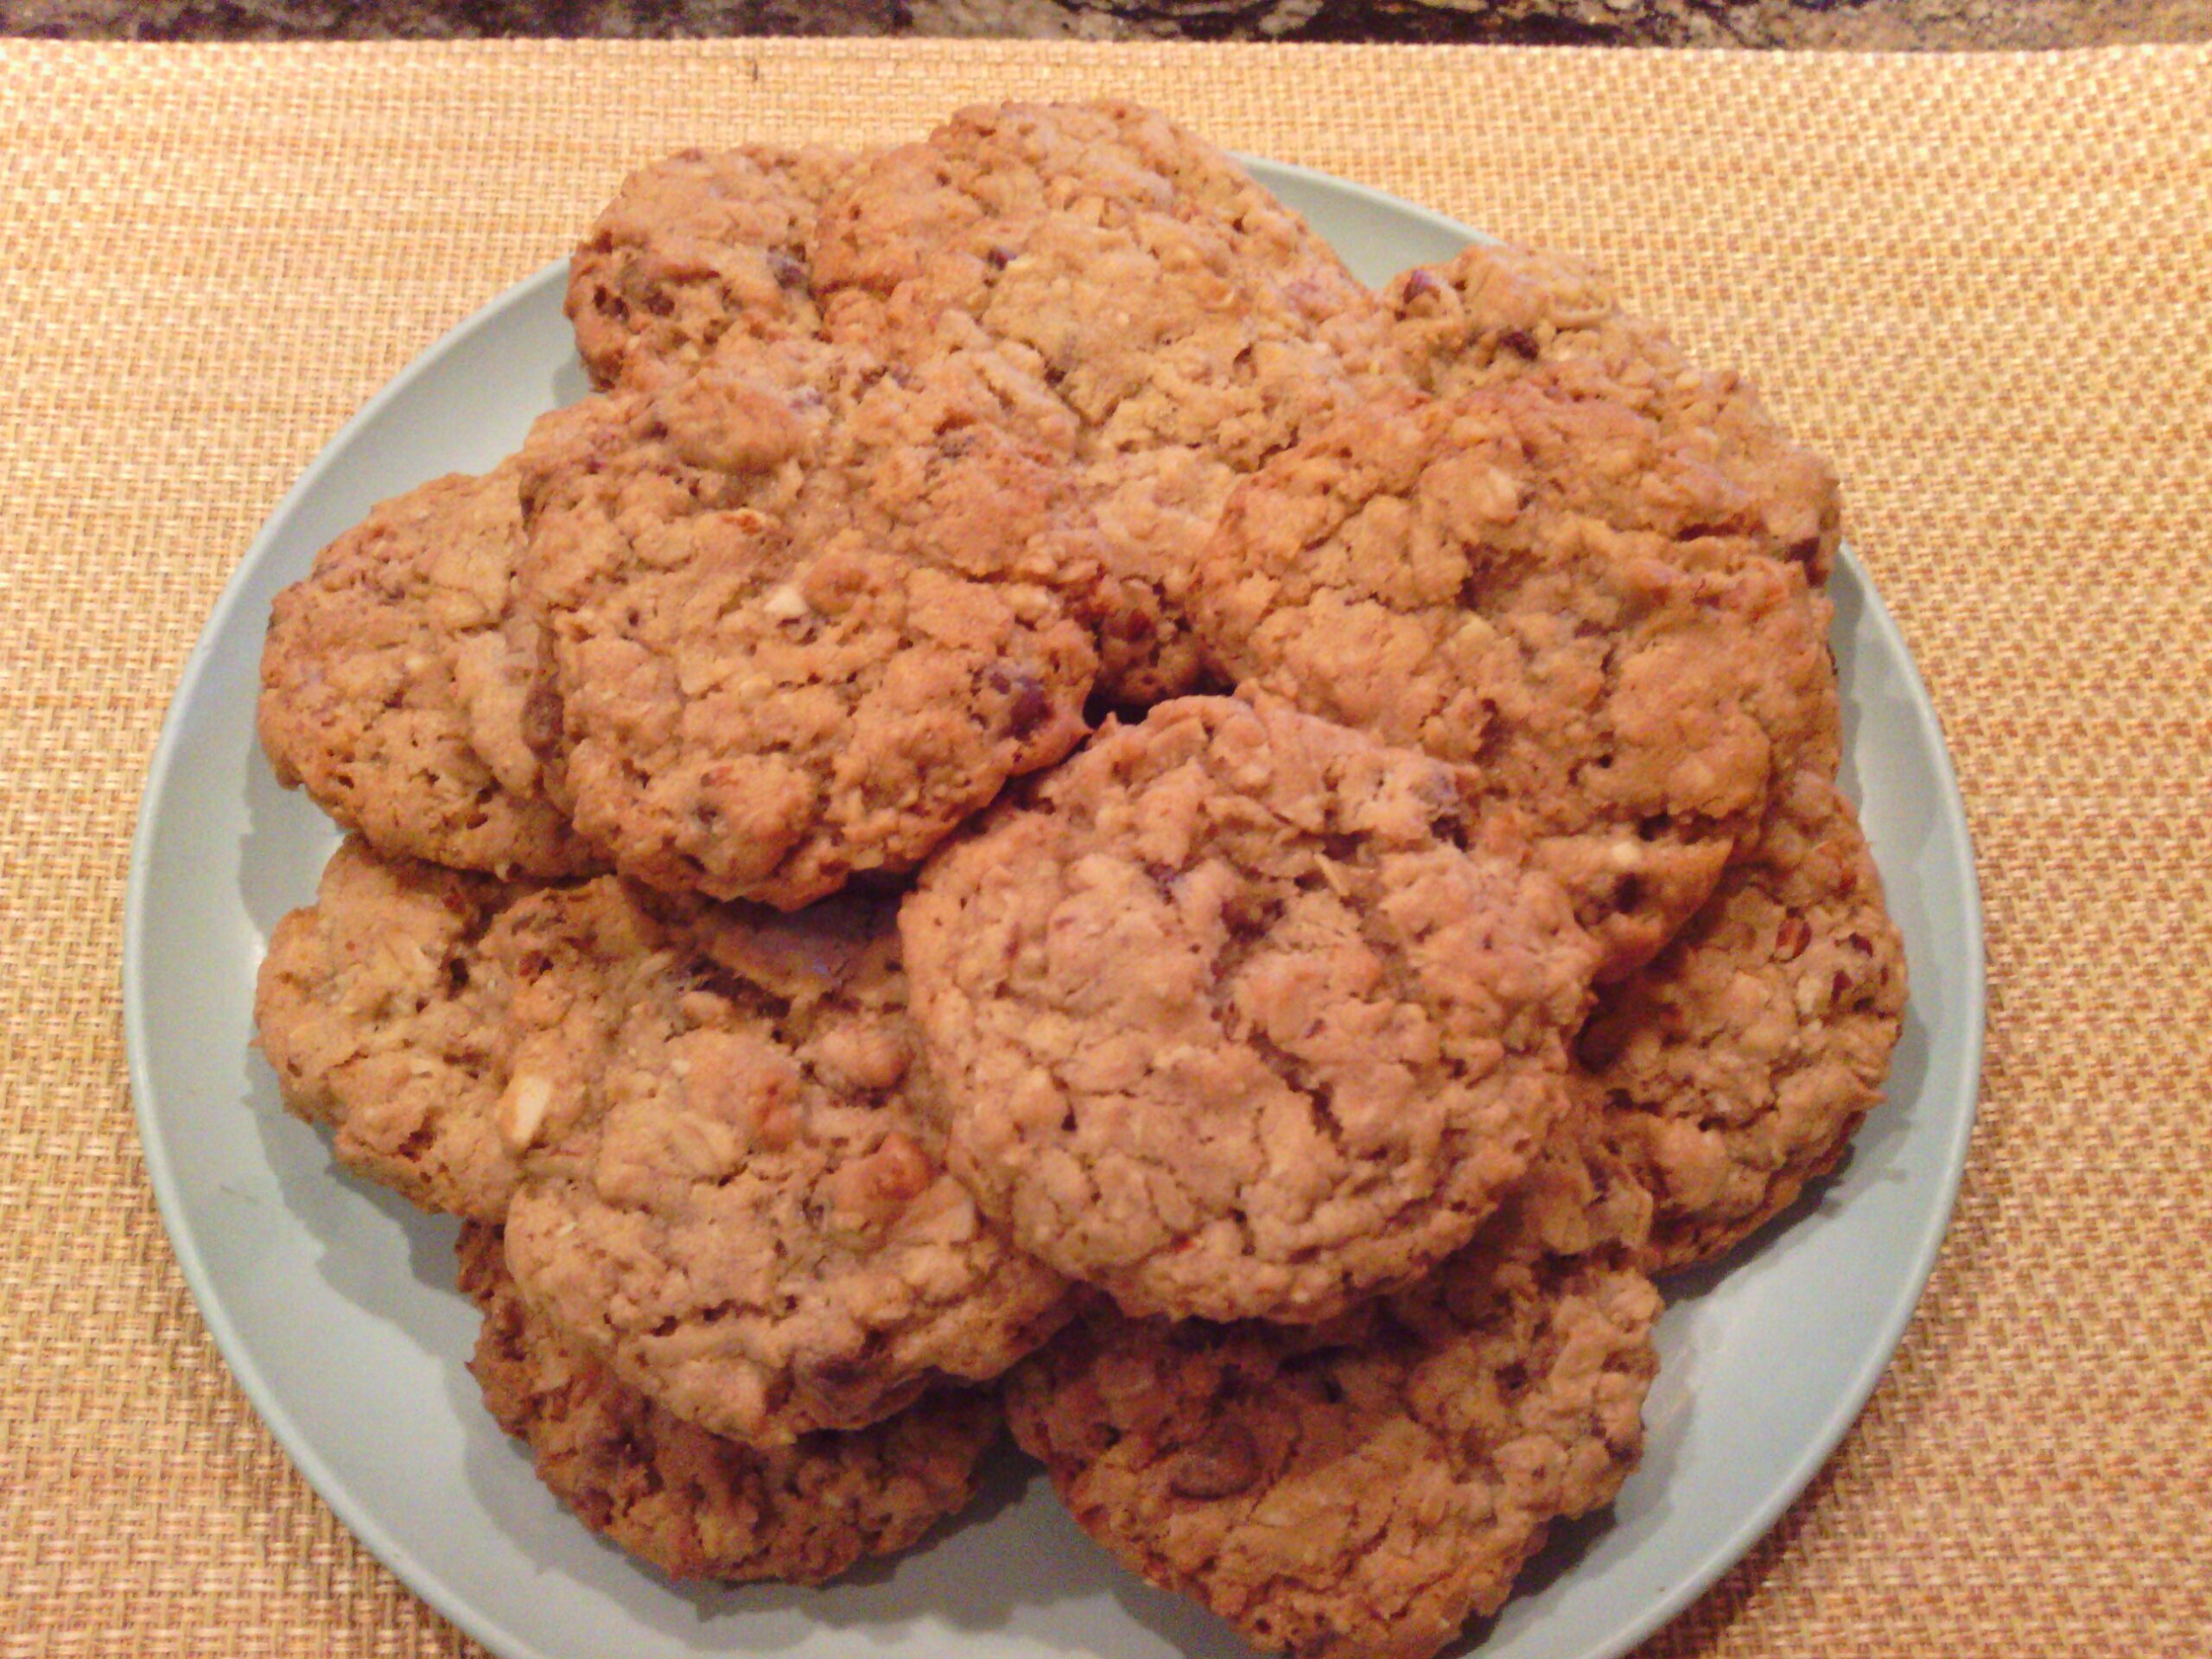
xmin=901 ymin=694 xmax=1600 ymax=1325
xmin=515 ymin=331 xmax=1098 ymax=908
xmin=568 ymin=143 xmax=863 ymax=392
xmin=459 ymin=1224 xmax=1000 ymax=1583
xmin=1190 ymin=380 xmax=1838 ymax=979
xmin=251 ymin=837 xmax=652 ymax=1220
xmin=1575 ymin=766 xmax=1907 ymax=1272
xmin=1005 ymin=1207 xmax=1662 ymax=1659
xmin=499 ymin=882 xmax=1072 ymax=1446
xmin=811 ymin=99 xmax=1412 ymax=702
xmin=257 ymin=467 xmax=598 ymax=879
xmin=1383 ymin=240 xmax=1841 ymax=588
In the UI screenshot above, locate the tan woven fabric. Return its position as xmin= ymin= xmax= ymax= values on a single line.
xmin=2 ymin=35 xmax=2208 ymax=1657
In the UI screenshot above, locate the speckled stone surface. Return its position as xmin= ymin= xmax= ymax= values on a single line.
xmin=8 ymin=0 xmax=2209 ymax=46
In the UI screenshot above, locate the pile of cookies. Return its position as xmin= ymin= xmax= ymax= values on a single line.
xmin=251 ymin=100 xmax=1905 ymax=1659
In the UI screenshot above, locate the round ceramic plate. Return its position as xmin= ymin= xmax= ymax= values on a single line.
xmin=124 ymin=160 xmax=1984 ymax=1659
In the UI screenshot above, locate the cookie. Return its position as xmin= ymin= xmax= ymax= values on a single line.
xmin=252 ymin=837 xmax=652 ymax=1219
xmin=459 ymin=1224 xmax=1000 ymax=1584
xmin=257 ymin=467 xmax=599 ymax=879
xmin=1005 ymin=1207 xmax=1661 ymax=1659
xmin=257 ymin=834 xmax=1069 ymax=1438
xmin=497 ymin=880 xmax=1073 ymax=1446
xmin=901 ymin=694 xmax=1599 ymax=1325
xmin=514 ymin=329 xmax=1099 ymax=907
xmin=1383 ymin=240 xmax=1841 ymax=588
xmin=568 ymin=143 xmax=862 ymax=392
xmin=1576 ymin=766 xmax=1907 ymax=1272
xmin=1190 ymin=380 xmax=1838 ymax=978
xmin=812 ymin=100 xmax=1410 ymax=701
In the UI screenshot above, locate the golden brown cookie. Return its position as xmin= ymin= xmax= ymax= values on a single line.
xmin=499 ymin=881 xmax=1072 ymax=1446
xmin=252 ymin=837 xmax=652 ymax=1220
xmin=1190 ymin=379 xmax=1838 ymax=979
xmin=514 ymin=330 xmax=1099 ymax=907
xmin=568 ymin=143 xmax=863 ymax=392
xmin=257 ymin=467 xmax=598 ymax=879
xmin=901 ymin=694 xmax=1600 ymax=1325
xmin=811 ymin=100 xmax=1411 ymax=701
xmin=1576 ymin=766 xmax=1907 ymax=1272
xmin=460 ymin=1224 xmax=1000 ymax=1584
xmin=1005 ymin=1205 xmax=1661 ymax=1659
xmin=1383 ymin=239 xmax=1841 ymax=588
xmin=256 ymin=837 xmax=1069 ymax=1439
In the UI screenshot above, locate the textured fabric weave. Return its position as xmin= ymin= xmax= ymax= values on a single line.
xmin=1 ymin=36 xmax=2208 ymax=1658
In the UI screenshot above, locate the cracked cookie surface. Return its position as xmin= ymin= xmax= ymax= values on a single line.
xmin=901 ymin=695 xmax=1599 ymax=1325
xmin=811 ymin=100 xmax=1412 ymax=701
xmin=1190 ymin=380 xmax=1838 ymax=979
xmin=496 ymin=881 xmax=1072 ymax=1446
xmin=1005 ymin=1205 xmax=1660 ymax=1659
xmin=514 ymin=330 xmax=1099 ymax=907
xmin=1383 ymin=239 xmax=1841 ymax=590
xmin=257 ymin=839 xmax=1067 ymax=1440
xmin=1576 ymin=765 xmax=1907 ymax=1271
xmin=257 ymin=467 xmax=598 ymax=879
xmin=460 ymin=1223 xmax=1000 ymax=1583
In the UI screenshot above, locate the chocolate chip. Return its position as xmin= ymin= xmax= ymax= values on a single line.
xmin=995 ymin=669 xmax=1052 ymax=740
xmin=520 ymin=683 xmax=563 ymax=754
xmin=1497 ymin=327 xmax=1540 ymax=358
xmin=1168 ymin=1423 xmax=1262 ymax=1500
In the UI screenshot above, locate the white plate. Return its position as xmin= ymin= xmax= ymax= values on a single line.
xmin=124 ymin=162 xmax=1984 ymax=1659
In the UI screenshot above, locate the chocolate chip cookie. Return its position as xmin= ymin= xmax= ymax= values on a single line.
xmin=1383 ymin=240 xmax=1841 ymax=588
xmin=257 ymin=836 xmax=1070 ymax=1440
xmin=496 ymin=881 xmax=1072 ymax=1446
xmin=902 ymin=694 xmax=1599 ymax=1325
xmin=1576 ymin=765 xmax=1908 ymax=1271
xmin=460 ymin=1223 xmax=999 ymax=1583
xmin=257 ymin=467 xmax=598 ymax=879
xmin=1190 ymin=379 xmax=1838 ymax=978
xmin=569 ymin=143 xmax=863 ymax=392
xmin=253 ymin=837 xmax=657 ymax=1219
xmin=811 ymin=100 xmax=1411 ymax=701
xmin=1005 ymin=1205 xmax=1661 ymax=1659
xmin=514 ymin=330 xmax=1099 ymax=907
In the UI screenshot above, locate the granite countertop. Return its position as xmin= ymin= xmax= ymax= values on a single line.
xmin=10 ymin=0 xmax=2211 ymax=48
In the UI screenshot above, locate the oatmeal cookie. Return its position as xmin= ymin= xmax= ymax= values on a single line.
xmin=257 ymin=467 xmax=597 ymax=879
xmin=812 ymin=100 xmax=1412 ymax=701
xmin=514 ymin=330 xmax=1098 ymax=907
xmin=1005 ymin=1208 xmax=1661 ymax=1659
xmin=1576 ymin=766 xmax=1907 ymax=1272
xmin=568 ymin=143 xmax=862 ymax=392
xmin=1383 ymin=240 xmax=1841 ymax=588
xmin=901 ymin=695 xmax=1599 ymax=1325
xmin=252 ymin=837 xmax=640 ymax=1219
xmin=1190 ymin=381 xmax=1837 ymax=978
xmin=499 ymin=883 xmax=1073 ymax=1446
xmin=459 ymin=1224 xmax=999 ymax=1583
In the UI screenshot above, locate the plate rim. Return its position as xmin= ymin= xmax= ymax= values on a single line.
xmin=122 ymin=158 xmax=1986 ymax=1659
xmin=121 ymin=255 xmax=576 ymax=1651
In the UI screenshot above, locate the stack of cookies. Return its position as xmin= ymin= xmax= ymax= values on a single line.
xmin=251 ymin=100 xmax=1906 ymax=1659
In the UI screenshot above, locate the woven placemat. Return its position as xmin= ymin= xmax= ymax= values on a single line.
xmin=2 ymin=35 xmax=2208 ymax=1658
